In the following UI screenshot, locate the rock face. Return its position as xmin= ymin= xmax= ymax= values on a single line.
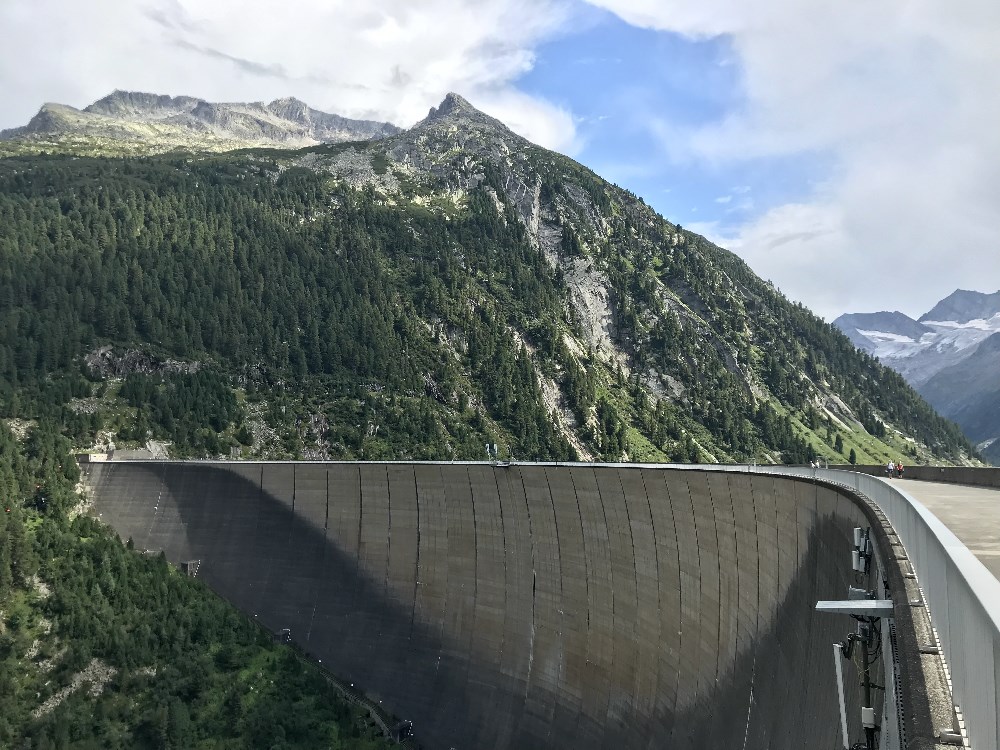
xmin=1 ymin=90 xmax=401 ymax=151
xmin=84 ymin=346 xmax=200 ymax=379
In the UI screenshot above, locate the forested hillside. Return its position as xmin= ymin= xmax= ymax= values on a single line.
xmin=0 ymin=114 xmax=974 ymax=466
xmin=0 ymin=153 xmax=575 ymax=461
xmin=0 ymin=420 xmax=397 ymax=748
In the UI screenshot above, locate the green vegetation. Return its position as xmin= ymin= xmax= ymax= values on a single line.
xmin=0 ymin=154 xmax=573 ymax=462
xmin=0 ymin=420 xmax=395 ymax=748
xmin=0 ymin=130 xmax=978 ymax=469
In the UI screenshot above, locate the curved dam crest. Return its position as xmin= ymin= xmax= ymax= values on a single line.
xmin=84 ymin=461 xmax=880 ymax=749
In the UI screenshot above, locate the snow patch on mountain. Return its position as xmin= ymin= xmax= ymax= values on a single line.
xmin=838 ymin=307 xmax=1000 ymax=386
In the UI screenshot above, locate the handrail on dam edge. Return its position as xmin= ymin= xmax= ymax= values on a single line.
xmin=755 ymin=465 xmax=1000 ymax=750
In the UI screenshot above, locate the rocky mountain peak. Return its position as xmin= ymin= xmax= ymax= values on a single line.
xmin=837 ymin=288 xmax=1000 ymax=461
xmin=832 ymin=310 xmax=933 ymax=352
xmin=20 ymin=103 xmax=72 ymax=134
xmin=1 ymin=91 xmax=402 ymax=151
xmin=426 ymin=92 xmax=474 ymax=119
xmin=919 ymin=289 xmax=1000 ymax=324
xmin=84 ymin=90 xmax=201 ymax=117
xmin=267 ymin=97 xmax=311 ymax=122
xmin=417 ymin=92 xmax=510 ymax=134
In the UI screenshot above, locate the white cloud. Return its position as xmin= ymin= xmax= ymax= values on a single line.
xmin=585 ymin=0 xmax=1000 ymax=318
xmin=0 ymin=0 xmax=578 ymax=152
xmin=475 ymin=88 xmax=582 ymax=155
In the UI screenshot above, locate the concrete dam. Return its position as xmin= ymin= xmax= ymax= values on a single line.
xmin=83 ymin=461 xmax=911 ymax=749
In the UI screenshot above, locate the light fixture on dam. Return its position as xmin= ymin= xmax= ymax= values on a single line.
xmin=852 ymin=526 xmax=872 ymax=574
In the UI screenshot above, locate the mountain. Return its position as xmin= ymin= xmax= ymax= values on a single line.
xmin=834 ymin=296 xmax=1000 ymax=386
xmin=0 ymin=90 xmax=401 ymax=155
xmin=832 ymin=311 xmax=934 ymax=354
xmin=919 ymin=331 xmax=1000 ymax=463
xmin=920 ymin=289 xmax=1000 ymax=324
xmin=836 ymin=289 xmax=1000 ymax=463
xmin=0 ymin=92 xmax=976 ymax=467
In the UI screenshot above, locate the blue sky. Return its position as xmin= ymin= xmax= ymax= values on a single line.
xmin=516 ymin=10 xmax=821 ymax=240
xmin=2 ymin=0 xmax=998 ymax=319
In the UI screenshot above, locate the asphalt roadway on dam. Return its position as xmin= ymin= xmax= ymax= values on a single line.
xmin=84 ymin=462 xmax=883 ymax=749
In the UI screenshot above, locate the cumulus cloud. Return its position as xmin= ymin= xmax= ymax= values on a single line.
xmin=586 ymin=0 xmax=1000 ymax=318
xmin=0 ymin=0 xmax=579 ymax=153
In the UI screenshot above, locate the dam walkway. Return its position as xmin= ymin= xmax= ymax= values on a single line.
xmin=894 ymin=478 xmax=1000 ymax=581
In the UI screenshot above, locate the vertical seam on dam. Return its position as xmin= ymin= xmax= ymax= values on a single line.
xmin=710 ymin=476 xmax=724 ymax=712
xmin=575 ymin=466 xmax=614 ymax=742
xmin=355 ymin=466 xmax=363 ymax=571
xmin=323 ymin=468 xmax=330 ymax=532
xmin=638 ymin=468 xmax=664 ymax=747
xmin=465 ymin=465 xmax=483 ymax=726
xmin=569 ymin=470 xmax=591 ymax=633
xmin=384 ymin=464 xmax=392 ymax=602
xmin=566 ymin=466 xmax=592 ymax=747
xmin=591 ymin=469 xmax=617 ymax=735
xmin=518 ymin=470 xmax=538 ymax=708
xmin=410 ymin=466 xmax=420 ymax=637
xmin=616 ymin=468 xmax=640 ymax=733
xmin=747 ymin=475 xmax=761 ymax=744
xmin=496 ymin=467 xmax=509 ymax=683
xmin=685 ymin=472 xmax=707 ymax=735
xmin=660 ymin=471 xmax=682 ymax=741
xmin=544 ymin=467 xmax=569 ymax=741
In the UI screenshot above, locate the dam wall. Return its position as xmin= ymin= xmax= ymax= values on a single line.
xmin=84 ymin=461 xmax=893 ymax=749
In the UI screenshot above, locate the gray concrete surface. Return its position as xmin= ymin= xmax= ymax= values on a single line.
xmin=83 ymin=462 xmax=891 ymax=750
xmin=898 ymin=478 xmax=1000 ymax=580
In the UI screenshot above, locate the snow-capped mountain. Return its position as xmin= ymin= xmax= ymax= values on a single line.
xmin=834 ymin=295 xmax=1000 ymax=386
xmin=835 ymin=290 xmax=1000 ymax=462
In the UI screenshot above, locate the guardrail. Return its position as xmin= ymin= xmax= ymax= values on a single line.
xmin=831 ymin=464 xmax=1000 ymax=491
xmin=758 ymin=466 xmax=1000 ymax=750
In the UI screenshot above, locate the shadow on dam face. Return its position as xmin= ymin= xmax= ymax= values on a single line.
xmin=85 ymin=462 xmax=888 ymax=749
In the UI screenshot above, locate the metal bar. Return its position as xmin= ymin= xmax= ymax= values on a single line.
xmin=834 ymin=642 xmax=849 ymax=750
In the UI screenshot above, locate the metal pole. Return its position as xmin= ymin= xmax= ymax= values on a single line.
xmin=834 ymin=643 xmax=849 ymax=749
xmin=861 ymin=635 xmax=875 ymax=750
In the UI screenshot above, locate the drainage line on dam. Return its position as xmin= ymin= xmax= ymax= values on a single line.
xmin=817 ymin=520 xmax=890 ymax=750
xmin=838 ymin=621 xmax=883 ymax=750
